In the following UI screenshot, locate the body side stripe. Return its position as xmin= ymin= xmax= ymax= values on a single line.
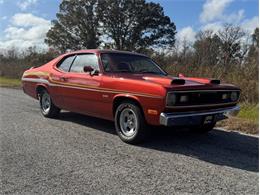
xmin=22 ymin=77 xmax=164 ymax=99
xmin=23 ymin=71 xmax=50 ymax=77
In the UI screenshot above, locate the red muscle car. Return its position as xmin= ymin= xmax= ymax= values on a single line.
xmin=22 ymin=49 xmax=240 ymax=143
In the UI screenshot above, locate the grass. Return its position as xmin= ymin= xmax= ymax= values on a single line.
xmin=217 ymin=104 xmax=259 ymax=135
xmin=0 ymin=76 xmax=21 ymax=88
xmin=238 ymin=104 xmax=258 ymax=123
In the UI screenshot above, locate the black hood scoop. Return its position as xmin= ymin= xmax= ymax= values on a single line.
xmin=171 ymin=79 xmax=185 ymax=85
xmin=210 ymin=79 xmax=220 ymax=84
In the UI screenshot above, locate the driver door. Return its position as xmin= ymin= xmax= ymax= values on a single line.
xmin=60 ymin=53 xmax=103 ymax=116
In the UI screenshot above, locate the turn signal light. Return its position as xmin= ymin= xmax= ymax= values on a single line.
xmin=148 ymin=109 xmax=158 ymax=115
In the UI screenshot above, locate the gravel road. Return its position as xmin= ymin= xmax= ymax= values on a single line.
xmin=0 ymin=88 xmax=258 ymax=194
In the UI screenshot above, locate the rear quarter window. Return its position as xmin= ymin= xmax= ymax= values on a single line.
xmin=57 ymin=55 xmax=75 ymax=72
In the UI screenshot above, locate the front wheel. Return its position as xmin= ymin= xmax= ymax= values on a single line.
xmin=39 ymin=89 xmax=60 ymax=118
xmin=115 ymin=101 xmax=148 ymax=144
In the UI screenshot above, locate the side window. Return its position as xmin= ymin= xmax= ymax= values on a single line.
xmin=57 ymin=55 xmax=75 ymax=72
xmin=70 ymin=54 xmax=99 ymax=73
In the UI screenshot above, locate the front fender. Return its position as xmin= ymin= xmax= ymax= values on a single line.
xmin=112 ymin=93 xmax=164 ymax=126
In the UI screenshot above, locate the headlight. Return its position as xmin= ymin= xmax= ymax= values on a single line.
xmin=166 ymin=93 xmax=176 ymax=106
xmin=222 ymin=93 xmax=228 ymax=100
xmin=180 ymin=95 xmax=189 ymax=103
xmin=230 ymin=91 xmax=239 ymax=101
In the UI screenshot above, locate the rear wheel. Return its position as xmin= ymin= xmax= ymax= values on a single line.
xmin=115 ymin=101 xmax=148 ymax=144
xmin=39 ymin=89 xmax=60 ymax=118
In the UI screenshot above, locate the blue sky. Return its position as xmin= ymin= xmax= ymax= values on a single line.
xmin=0 ymin=0 xmax=258 ymax=51
xmin=152 ymin=0 xmax=258 ymax=29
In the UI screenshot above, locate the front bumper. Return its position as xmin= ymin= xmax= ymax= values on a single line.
xmin=160 ymin=105 xmax=240 ymax=126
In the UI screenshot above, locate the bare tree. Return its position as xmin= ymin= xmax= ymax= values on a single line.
xmin=193 ymin=30 xmax=221 ymax=66
xmin=218 ymin=24 xmax=246 ymax=66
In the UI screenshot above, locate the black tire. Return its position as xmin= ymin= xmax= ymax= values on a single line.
xmin=39 ymin=89 xmax=60 ymax=118
xmin=191 ymin=122 xmax=216 ymax=134
xmin=115 ymin=101 xmax=148 ymax=144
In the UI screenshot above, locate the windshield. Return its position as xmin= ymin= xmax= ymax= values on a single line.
xmin=100 ymin=53 xmax=167 ymax=75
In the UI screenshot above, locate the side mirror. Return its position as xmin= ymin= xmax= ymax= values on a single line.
xmin=83 ymin=66 xmax=94 ymax=73
xmin=83 ymin=66 xmax=99 ymax=76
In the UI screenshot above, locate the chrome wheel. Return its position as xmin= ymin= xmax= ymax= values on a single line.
xmin=119 ymin=108 xmax=138 ymax=137
xmin=38 ymin=89 xmax=60 ymax=118
xmin=115 ymin=101 xmax=148 ymax=144
xmin=41 ymin=91 xmax=51 ymax=114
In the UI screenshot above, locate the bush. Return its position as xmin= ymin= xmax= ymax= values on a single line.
xmin=0 ymin=48 xmax=59 ymax=79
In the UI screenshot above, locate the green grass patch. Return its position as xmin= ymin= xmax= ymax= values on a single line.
xmin=214 ymin=103 xmax=258 ymax=134
xmin=238 ymin=104 xmax=258 ymax=124
xmin=0 ymin=76 xmax=21 ymax=88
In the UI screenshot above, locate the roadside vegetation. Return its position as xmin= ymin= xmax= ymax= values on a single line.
xmin=238 ymin=104 xmax=259 ymax=123
xmin=0 ymin=76 xmax=21 ymax=88
xmin=217 ymin=104 xmax=258 ymax=135
xmin=0 ymin=0 xmax=258 ymax=134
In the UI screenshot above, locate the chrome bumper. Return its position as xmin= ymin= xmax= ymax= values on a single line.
xmin=160 ymin=105 xmax=240 ymax=126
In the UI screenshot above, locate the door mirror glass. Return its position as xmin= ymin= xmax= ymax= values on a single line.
xmin=83 ymin=66 xmax=94 ymax=73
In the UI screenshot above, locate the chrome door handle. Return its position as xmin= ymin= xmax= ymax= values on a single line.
xmin=60 ymin=77 xmax=68 ymax=81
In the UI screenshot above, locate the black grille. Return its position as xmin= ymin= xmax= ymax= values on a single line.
xmin=173 ymin=90 xmax=239 ymax=107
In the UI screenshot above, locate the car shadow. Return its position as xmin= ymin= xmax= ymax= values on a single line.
xmin=57 ymin=111 xmax=259 ymax=172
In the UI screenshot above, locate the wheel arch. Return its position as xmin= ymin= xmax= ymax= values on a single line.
xmin=35 ymin=84 xmax=48 ymax=100
xmin=112 ymin=95 xmax=144 ymax=117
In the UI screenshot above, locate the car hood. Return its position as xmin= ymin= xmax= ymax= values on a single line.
xmin=115 ymin=73 xmax=238 ymax=90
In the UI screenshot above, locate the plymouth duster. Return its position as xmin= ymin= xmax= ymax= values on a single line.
xmin=22 ymin=49 xmax=240 ymax=143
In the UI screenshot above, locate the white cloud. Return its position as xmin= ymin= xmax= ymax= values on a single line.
xmin=0 ymin=13 xmax=51 ymax=51
xmin=200 ymin=0 xmax=233 ymax=23
xmin=5 ymin=25 xmax=50 ymax=41
xmin=12 ymin=13 xmax=50 ymax=27
xmin=201 ymin=22 xmax=224 ymax=33
xmin=201 ymin=15 xmax=259 ymax=35
xmin=199 ymin=0 xmax=257 ymax=39
xmin=0 ymin=39 xmax=49 ymax=52
xmin=241 ymin=16 xmax=259 ymax=34
xmin=225 ymin=9 xmax=245 ymax=24
xmin=17 ymin=0 xmax=38 ymax=11
xmin=200 ymin=0 xmax=245 ymax=25
xmin=176 ymin=26 xmax=196 ymax=43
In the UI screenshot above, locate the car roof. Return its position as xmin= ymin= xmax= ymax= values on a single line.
xmin=65 ymin=49 xmax=148 ymax=57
